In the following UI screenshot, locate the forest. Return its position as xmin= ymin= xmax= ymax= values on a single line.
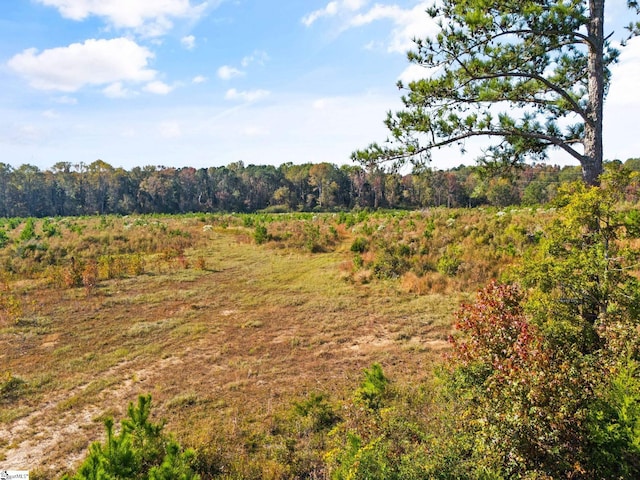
xmin=1 ymin=157 xmax=639 ymax=218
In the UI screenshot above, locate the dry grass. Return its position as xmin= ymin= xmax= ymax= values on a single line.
xmin=0 ymin=215 xmax=464 ymax=477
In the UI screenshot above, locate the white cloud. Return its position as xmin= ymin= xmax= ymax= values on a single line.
xmin=350 ymin=2 xmax=434 ymax=53
xmin=224 ymin=88 xmax=270 ymax=102
xmin=302 ymin=0 xmax=366 ymax=27
xmin=344 ymin=0 xmax=367 ymax=9
xmin=144 ymin=81 xmax=174 ymax=95
xmin=42 ymin=109 xmax=60 ymax=119
xmin=35 ymin=0 xmax=208 ymax=36
xmin=302 ymin=1 xmax=339 ymax=27
xmin=397 ymin=63 xmax=441 ymax=84
xmin=159 ymin=121 xmax=182 ymax=138
xmin=181 ymin=35 xmax=196 ymax=49
xmin=192 ymin=75 xmax=207 ymax=84
xmin=241 ymin=50 xmax=269 ymax=68
xmin=8 ymin=38 xmax=156 ymax=92
xmin=217 ymin=65 xmax=244 ymax=80
xmin=303 ymin=1 xmax=434 ymax=54
xmin=103 ymin=81 xmax=131 ymax=98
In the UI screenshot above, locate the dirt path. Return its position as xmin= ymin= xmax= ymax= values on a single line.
xmin=1 ymin=355 xmax=182 ymax=473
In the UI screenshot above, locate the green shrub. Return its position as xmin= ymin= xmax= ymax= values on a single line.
xmin=587 ymin=357 xmax=640 ymax=478
xmin=354 ymin=363 xmax=388 ymax=411
xmin=63 ymin=394 xmax=200 ymax=480
xmin=0 ymin=229 xmax=8 ymax=248
xmin=423 ymin=219 xmax=436 ymax=239
xmin=253 ymin=224 xmax=269 ymax=244
xmin=625 ymin=208 xmax=640 ymax=237
xmin=372 ymin=251 xmax=408 ymax=279
xmin=292 ymin=392 xmax=341 ymax=433
xmin=8 ymin=218 xmax=21 ymax=230
xmin=303 ymin=223 xmax=322 ymax=252
xmin=19 ymin=218 xmax=36 ymax=241
xmin=437 ymin=252 xmax=461 ymax=276
xmin=350 ymin=237 xmax=368 ymax=253
xmin=0 ymin=372 xmax=27 ymax=401
xmin=42 ymin=219 xmax=61 ymax=238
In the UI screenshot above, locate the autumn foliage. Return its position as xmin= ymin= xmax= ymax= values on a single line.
xmin=448 ymin=281 xmax=598 ymax=477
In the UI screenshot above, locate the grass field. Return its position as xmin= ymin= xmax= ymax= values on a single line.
xmin=0 ymin=213 xmax=473 ymax=477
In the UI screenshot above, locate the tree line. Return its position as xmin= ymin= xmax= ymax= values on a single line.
xmin=1 ymin=158 xmax=638 ymax=218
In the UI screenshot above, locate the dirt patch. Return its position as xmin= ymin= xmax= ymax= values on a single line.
xmin=0 ymin=355 xmax=185 ymax=472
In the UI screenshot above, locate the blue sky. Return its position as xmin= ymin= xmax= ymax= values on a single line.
xmin=1 ymin=1 xmax=639 ymax=171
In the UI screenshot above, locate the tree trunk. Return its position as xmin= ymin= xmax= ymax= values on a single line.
xmin=583 ymin=0 xmax=605 ymax=186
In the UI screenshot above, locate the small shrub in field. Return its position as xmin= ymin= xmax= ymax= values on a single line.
xmin=292 ymin=392 xmax=341 ymax=433
xmin=350 ymin=237 xmax=368 ymax=253
xmin=372 ymin=249 xmax=409 ymax=279
xmin=354 ymin=363 xmax=388 ymax=411
xmin=98 ymin=255 xmax=115 ymax=279
xmin=82 ymin=261 xmax=98 ymax=294
xmin=63 ymin=259 xmax=83 ymax=288
xmin=162 ymin=247 xmax=183 ymax=261
xmin=400 ymin=271 xmax=441 ymax=295
xmin=423 ymin=219 xmax=436 ymax=239
xmin=0 ymin=229 xmax=9 ymax=248
xmin=303 ymin=223 xmax=322 ymax=252
xmin=8 ymin=218 xmax=21 ymax=230
xmin=254 ymin=224 xmax=269 ymax=245
xmin=127 ymin=254 xmax=145 ymax=275
xmin=42 ymin=219 xmax=61 ymax=238
xmin=0 ymin=283 xmax=22 ymax=324
xmin=0 ymin=372 xmax=27 ymax=401
xmin=194 ymin=256 xmax=206 ymax=270
xmin=19 ymin=218 xmax=36 ymax=241
xmin=437 ymin=251 xmax=461 ymax=277
xmin=352 ymin=253 xmax=364 ymax=269
xmin=176 ymin=255 xmax=190 ymax=269
xmin=353 ymin=269 xmax=373 ymax=284
xmin=63 ymin=394 xmax=200 ymax=480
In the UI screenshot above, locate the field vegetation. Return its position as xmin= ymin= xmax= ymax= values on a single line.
xmin=0 ymin=164 xmax=639 ymax=478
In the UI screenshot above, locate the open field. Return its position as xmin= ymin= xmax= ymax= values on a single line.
xmin=0 ymin=213 xmax=473 ymax=477
xmin=4 ymin=195 xmax=637 ymax=478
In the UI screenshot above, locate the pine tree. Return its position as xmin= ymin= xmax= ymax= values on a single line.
xmin=354 ymin=0 xmax=640 ymax=185
xmin=63 ymin=395 xmax=200 ymax=480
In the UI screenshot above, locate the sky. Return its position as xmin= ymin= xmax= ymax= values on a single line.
xmin=0 ymin=0 xmax=639 ymax=172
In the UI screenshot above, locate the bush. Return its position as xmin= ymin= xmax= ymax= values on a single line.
xmin=253 ymin=224 xmax=269 ymax=244
xmin=354 ymin=363 xmax=389 ymax=411
xmin=350 ymin=237 xmax=368 ymax=253
xmin=448 ymin=281 xmax=594 ymax=477
xmin=0 ymin=229 xmax=8 ymax=248
xmin=19 ymin=218 xmax=36 ymax=242
xmin=0 ymin=372 xmax=27 ymax=401
xmin=587 ymin=357 xmax=640 ymax=478
xmin=437 ymin=252 xmax=461 ymax=276
xmin=293 ymin=392 xmax=341 ymax=433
